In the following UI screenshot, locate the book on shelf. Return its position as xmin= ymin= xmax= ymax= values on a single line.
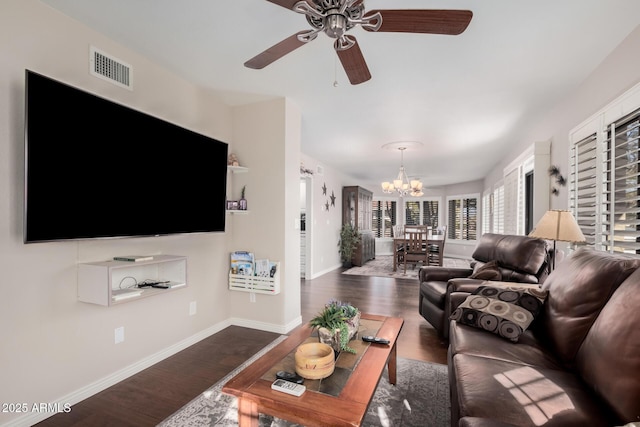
xmin=113 ymin=255 xmax=154 ymax=262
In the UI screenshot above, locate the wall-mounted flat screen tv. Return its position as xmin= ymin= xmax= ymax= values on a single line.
xmin=24 ymin=70 xmax=228 ymax=243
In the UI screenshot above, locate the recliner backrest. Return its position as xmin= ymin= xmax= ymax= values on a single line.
xmin=471 ymin=233 xmax=549 ymax=283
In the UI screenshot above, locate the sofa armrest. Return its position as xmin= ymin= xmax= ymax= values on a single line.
xmin=447 ymin=278 xmax=487 ymax=294
xmin=449 ymin=291 xmax=470 ymax=312
xmin=419 ymin=266 xmax=473 ymax=282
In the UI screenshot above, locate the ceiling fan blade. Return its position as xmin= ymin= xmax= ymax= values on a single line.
xmin=364 ymin=9 xmax=472 ymax=35
xmin=244 ymin=32 xmax=309 ymax=69
xmin=335 ymin=36 xmax=371 ymax=85
xmin=265 ymin=0 xmax=311 ymax=11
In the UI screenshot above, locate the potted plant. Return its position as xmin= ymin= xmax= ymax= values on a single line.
xmin=338 ymin=223 xmax=360 ymax=267
xmin=239 ymin=185 xmax=247 ymax=210
xmin=309 ymin=300 xmax=360 ymax=354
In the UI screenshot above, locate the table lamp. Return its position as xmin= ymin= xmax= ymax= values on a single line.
xmin=528 ymin=210 xmax=586 ymax=270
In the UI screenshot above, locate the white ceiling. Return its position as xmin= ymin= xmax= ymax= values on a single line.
xmin=39 ymin=0 xmax=640 ymax=187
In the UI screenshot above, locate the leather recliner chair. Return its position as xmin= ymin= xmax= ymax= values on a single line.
xmin=418 ymin=233 xmax=550 ymax=339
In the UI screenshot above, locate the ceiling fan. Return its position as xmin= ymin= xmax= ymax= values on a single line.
xmin=245 ymin=0 xmax=473 ymax=85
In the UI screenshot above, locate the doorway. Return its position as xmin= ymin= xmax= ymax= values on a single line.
xmin=300 ymin=177 xmax=313 ymax=279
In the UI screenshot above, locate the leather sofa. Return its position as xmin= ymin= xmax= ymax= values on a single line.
xmin=448 ymin=248 xmax=640 ymax=426
xmin=419 ymin=233 xmax=550 ymax=339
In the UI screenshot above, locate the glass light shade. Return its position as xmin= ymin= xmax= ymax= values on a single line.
xmin=380 ymin=147 xmax=424 ymax=197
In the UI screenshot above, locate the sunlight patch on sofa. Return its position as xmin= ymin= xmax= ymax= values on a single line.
xmin=494 ymin=366 xmax=574 ymax=426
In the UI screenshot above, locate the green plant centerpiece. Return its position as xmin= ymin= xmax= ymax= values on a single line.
xmin=309 ymin=300 xmax=361 ymax=354
xmin=338 ymin=223 xmax=360 ymax=267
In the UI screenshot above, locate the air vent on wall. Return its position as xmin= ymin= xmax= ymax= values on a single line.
xmin=89 ymin=46 xmax=133 ymax=90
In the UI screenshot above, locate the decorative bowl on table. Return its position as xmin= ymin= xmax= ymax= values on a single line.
xmin=294 ymin=342 xmax=335 ymax=379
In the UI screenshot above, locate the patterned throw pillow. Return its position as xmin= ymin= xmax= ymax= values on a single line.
xmin=469 ymin=260 xmax=502 ymax=281
xmin=450 ymin=282 xmax=548 ymax=342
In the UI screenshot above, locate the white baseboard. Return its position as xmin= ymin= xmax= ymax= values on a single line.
xmin=307 ymin=263 xmax=341 ymax=279
xmin=2 ymin=319 xmax=232 ymax=427
xmin=229 ymin=315 xmax=302 ymax=334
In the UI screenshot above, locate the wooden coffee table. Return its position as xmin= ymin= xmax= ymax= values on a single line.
xmin=222 ymin=313 xmax=404 ymax=426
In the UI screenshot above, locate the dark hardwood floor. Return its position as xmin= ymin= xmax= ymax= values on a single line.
xmin=36 ymin=268 xmax=446 ymax=426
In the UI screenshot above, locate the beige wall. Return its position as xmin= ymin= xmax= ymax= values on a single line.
xmin=227 ymin=98 xmax=302 ymax=329
xmin=0 ymin=1 xmax=298 ymax=425
xmin=483 ymin=25 xmax=640 ymax=213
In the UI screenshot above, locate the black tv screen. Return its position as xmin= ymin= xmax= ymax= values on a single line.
xmin=24 ymin=70 xmax=228 ymax=243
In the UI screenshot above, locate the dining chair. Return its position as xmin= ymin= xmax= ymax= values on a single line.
xmin=404 ymin=224 xmax=429 ymax=234
xmin=403 ymin=229 xmax=429 ymax=274
xmin=392 ymin=225 xmax=405 ymax=268
xmin=427 ymin=226 xmax=447 ymax=266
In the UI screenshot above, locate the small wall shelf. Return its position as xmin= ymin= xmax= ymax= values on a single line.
xmin=78 ymin=255 xmax=187 ymax=306
xmin=228 ymin=165 xmax=248 ymax=174
xmin=229 ymin=262 xmax=280 ymax=295
xmin=227 ymin=165 xmax=249 ymax=214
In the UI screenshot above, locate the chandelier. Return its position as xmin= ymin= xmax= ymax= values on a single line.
xmin=381 ymin=146 xmax=424 ymax=197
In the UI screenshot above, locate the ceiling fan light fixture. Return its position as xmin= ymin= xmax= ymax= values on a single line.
xmin=325 ymin=12 xmax=347 ymax=38
xmin=246 ymin=1 xmax=473 ymax=85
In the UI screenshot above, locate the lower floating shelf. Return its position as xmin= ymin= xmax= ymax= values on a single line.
xmin=229 ymin=262 xmax=280 ymax=295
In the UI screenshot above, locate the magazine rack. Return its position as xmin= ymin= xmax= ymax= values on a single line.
xmin=229 ymin=262 xmax=281 ymax=295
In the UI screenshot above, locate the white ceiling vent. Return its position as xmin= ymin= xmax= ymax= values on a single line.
xmin=89 ymin=46 xmax=133 ymax=90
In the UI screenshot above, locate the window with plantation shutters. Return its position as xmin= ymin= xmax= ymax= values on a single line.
xmin=402 ymin=199 xmax=440 ymax=227
xmin=447 ymin=195 xmax=479 ymax=241
xmin=604 ymin=113 xmax=640 ymax=254
xmin=463 ymin=198 xmax=478 ymax=240
xmin=503 ymin=168 xmax=521 ymax=235
xmin=570 ymin=80 xmax=640 ymax=254
xmin=423 ymin=200 xmax=439 ymax=227
xmin=372 ymin=200 xmax=396 ymax=238
xmin=405 ymin=201 xmax=420 ymax=225
xmin=448 ymin=199 xmax=460 ymax=239
xmin=569 ymin=133 xmax=598 ymax=247
xmin=493 ymin=185 xmax=505 ymax=234
xmin=482 ymin=191 xmax=491 ymax=235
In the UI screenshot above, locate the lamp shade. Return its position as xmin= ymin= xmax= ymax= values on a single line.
xmin=528 ymin=210 xmax=586 ymax=243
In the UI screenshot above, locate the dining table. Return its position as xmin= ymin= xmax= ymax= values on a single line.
xmin=392 ymin=234 xmax=445 ymax=271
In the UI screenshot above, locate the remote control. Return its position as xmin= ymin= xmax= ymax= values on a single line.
xmin=276 ymin=370 xmax=304 ymax=384
xmin=362 ymin=336 xmax=390 ymax=345
xmin=271 ymin=379 xmax=306 ymax=396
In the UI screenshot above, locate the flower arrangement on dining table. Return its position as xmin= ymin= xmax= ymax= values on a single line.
xmin=309 ymin=299 xmax=361 ymax=354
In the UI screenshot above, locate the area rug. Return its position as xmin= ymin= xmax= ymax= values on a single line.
xmin=158 ymin=351 xmax=450 ymax=427
xmin=343 ymin=255 xmax=470 ymax=279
